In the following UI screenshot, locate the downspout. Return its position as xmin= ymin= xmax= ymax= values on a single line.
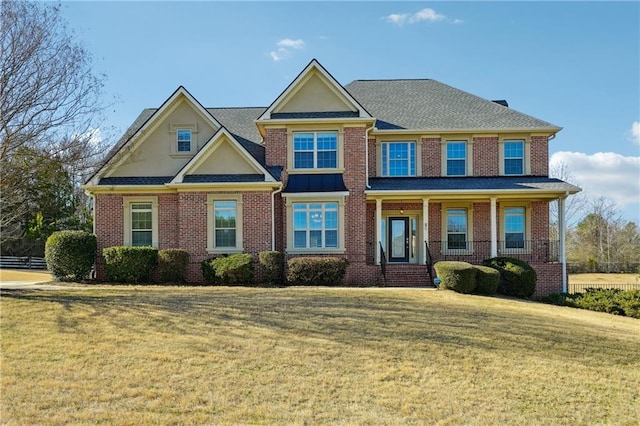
xmin=271 ymin=184 xmax=283 ymax=251
xmin=364 ymin=122 xmax=375 ymax=189
xmin=559 ymin=192 xmax=568 ymax=293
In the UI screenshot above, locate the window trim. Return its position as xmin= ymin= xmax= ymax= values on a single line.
xmin=176 ymin=129 xmax=192 ymax=153
xmin=292 ymin=130 xmax=338 ymax=170
xmin=499 ymin=135 xmax=530 ymax=175
xmin=206 ymin=194 xmax=244 ymax=254
xmin=169 ymin=123 xmax=198 ymax=156
xmin=378 ymin=140 xmax=420 ymax=177
xmin=286 ymin=126 xmax=345 ymax=173
xmin=123 ymin=196 xmax=158 ymax=248
xmin=441 ymin=202 xmax=474 ymax=254
xmin=441 ymin=137 xmax=473 ymax=177
xmin=499 ymin=202 xmax=531 ymax=254
xmin=285 ymin=195 xmax=346 ymax=254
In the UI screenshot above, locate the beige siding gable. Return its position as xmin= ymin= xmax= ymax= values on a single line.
xmin=276 ymin=71 xmax=356 ymax=114
xmin=110 ymin=97 xmax=218 ymax=178
xmin=190 ymin=135 xmax=258 ymax=175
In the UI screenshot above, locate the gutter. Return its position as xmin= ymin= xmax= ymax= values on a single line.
xmin=271 ymin=184 xmax=283 ymax=251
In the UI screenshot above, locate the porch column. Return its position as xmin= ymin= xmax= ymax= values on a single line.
xmin=422 ymin=198 xmax=429 ymax=265
xmin=375 ymin=198 xmax=382 ymax=265
xmin=559 ymin=195 xmax=567 ymax=292
xmin=490 ymin=197 xmax=498 ymax=258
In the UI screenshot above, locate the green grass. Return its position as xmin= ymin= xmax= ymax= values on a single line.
xmin=1 ymin=286 xmax=639 ymax=424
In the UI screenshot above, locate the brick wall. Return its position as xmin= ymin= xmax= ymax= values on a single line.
xmin=422 ymin=137 xmax=441 ymax=177
xmin=532 ymin=262 xmax=563 ymax=297
xmin=530 ymin=136 xmax=549 ymax=175
xmin=94 ymin=193 xmax=124 ymax=279
xmin=473 ymin=136 xmax=499 ymax=176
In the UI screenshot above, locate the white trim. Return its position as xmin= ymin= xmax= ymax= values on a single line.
xmin=282 ymin=191 xmax=349 ymax=198
xmin=206 ymin=194 xmax=244 ymax=254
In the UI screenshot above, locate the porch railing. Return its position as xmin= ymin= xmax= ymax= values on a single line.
xmin=379 ymin=241 xmax=387 ymax=286
xmin=425 ymin=241 xmax=435 ymax=285
xmin=428 ymin=240 xmax=559 ymax=264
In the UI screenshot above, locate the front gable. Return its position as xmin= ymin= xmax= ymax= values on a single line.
xmin=87 ymin=87 xmax=222 ymax=185
xmin=172 ymin=127 xmax=276 ymax=184
xmin=257 ymin=59 xmax=371 ymax=123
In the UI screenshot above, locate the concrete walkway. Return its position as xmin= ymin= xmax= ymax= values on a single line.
xmin=0 ymin=269 xmax=83 ymax=290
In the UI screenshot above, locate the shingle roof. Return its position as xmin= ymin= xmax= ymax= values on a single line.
xmin=182 ymin=174 xmax=264 ymax=183
xmin=99 ymin=176 xmax=173 ymax=186
xmin=284 ymin=173 xmax=348 ymax=193
xmin=345 ymin=79 xmax=560 ymax=131
xmin=368 ymin=176 xmax=580 ymax=193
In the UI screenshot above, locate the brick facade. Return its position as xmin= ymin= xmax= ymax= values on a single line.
xmin=90 ymin=62 xmax=567 ymax=297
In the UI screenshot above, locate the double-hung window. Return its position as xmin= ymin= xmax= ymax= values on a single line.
xmin=131 ymin=203 xmax=153 ymax=246
xmin=381 ymin=142 xmax=416 ymax=176
xmin=293 ymin=132 xmax=337 ymax=169
xmin=176 ymin=129 xmax=192 ymax=153
xmin=504 ymin=140 xmax=524 ymax=175
xmin=504 ymin=207 xmax=525 ymax=249
xmin=214 ymin=201 xmax=237 ymax=248
xmin=446 ymin=208 xmax=468 ymax=250
xmin=207 ymin=195 xmax=243 ymax=253
xmin=293 ymin=202 xmax=338 ymax=249
xmin=446 ymin=142 xmax=467 ymax=176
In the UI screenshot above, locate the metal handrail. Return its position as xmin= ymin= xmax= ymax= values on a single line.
xmin=379 ymin=241 xmax=387 ymax=286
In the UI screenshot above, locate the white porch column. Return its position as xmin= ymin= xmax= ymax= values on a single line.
xmin=559 ymin=195 xmax=567 ymax=293
xmin=422 ymin=198 xmax=429 ymax=264
xmin=490 ymin=197 xmax=498 ymax=258
xmin=375 ymin=199 xmax=382 ymax=265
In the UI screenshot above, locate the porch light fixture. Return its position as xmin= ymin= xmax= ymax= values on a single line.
xmin=400 ymin=206 xmax=404 ymax=214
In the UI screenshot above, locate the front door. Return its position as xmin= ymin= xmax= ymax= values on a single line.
xmin=388 ymin=217 xmax=409 ymax=262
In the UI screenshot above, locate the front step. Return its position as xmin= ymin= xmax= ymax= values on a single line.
xmin=382 ymin=264 xmax=433 ymax=287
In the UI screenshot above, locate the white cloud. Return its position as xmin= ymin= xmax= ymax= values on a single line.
xmin=269 ymin=38 xmax=305 ymax=61
xmin=385 ymin=8 xmax=458 ymax=26
xmin=410 ymin=8 xmax=446 ymax=23
xmin=550 ymin=151 xmax=640 ymax=211
xmin=630 ymin=121 xmax=640 ymax=145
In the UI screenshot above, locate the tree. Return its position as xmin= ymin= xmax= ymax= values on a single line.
xmin=549 ymin=160 xmax=587 ymax=239
xmin=1 ymin=1 xmax=108 ymax=247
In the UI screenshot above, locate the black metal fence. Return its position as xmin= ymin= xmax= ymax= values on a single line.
xmin=568 ymin=282 xmax=640 ymax=293
xmin=429 ymin=240 xmax=559 ymax=264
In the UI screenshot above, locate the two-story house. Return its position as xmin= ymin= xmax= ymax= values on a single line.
xmin=84 ymin=59 xmax=580 ymax=296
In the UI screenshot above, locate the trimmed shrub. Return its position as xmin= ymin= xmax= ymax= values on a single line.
xmin=433 ymin=261 xmax=477 ymax=294
xmin=474 ymin=265 xmax=500 ymax=295
xmin=201 ymin=257 xmax=217 ymax=284
xmin=210 ymin=253 xmax=254 ymax=285
xmin=540 ymin=289 xmax=640 ymax=319
xmin=287 ymin=257 xmax=348 ymax=286
xmin=102 ymin=246 xmax=158 ymax=283
xmin=259 ymin=250 xmax=284 ymax=286
xmin=483 ymin=257 xmax=537 ymax=298
xmin=158 ymin=249 xmax=189 ymax=283
xmin=45 ymin=230 xmax=96 ymax=282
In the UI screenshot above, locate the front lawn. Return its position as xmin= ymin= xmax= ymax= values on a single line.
xmin=1 ymin=287 xmax=639 ymax=424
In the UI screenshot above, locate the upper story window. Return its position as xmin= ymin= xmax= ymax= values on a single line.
xmin=446 ymin=141 xmax=467 ymax=176
xmin=504 ymin=140 xmax=524 ymax=175
xmin=293 ymin=202 xmax=338 ymax=248
xmin=293 ymin=132 xmax=337 ymax=169
xmin=176 ymin=129 xmax=192 ymax=152
xmin=381 ymin=142 xmax=416 ymax=176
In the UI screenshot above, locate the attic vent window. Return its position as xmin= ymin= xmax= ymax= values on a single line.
xmin=177 ymin=129 xmax=192 ymax=152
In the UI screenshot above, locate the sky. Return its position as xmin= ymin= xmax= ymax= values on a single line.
xmin=60 ymin=1 xmax=640 ymax=224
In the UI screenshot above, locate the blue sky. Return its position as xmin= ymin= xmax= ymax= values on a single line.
xmin=61 ymin=1 xmax=640 ymax=223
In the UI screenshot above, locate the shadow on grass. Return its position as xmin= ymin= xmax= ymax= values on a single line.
xmin=2 ymin=287 xmax=637 ymax=366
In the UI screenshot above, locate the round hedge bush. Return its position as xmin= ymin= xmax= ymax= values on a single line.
xmin=45 ymin=230 xmax=96 ymax=282
xmin=483 ymin=257 xmax=537 ymax=298
xmin=158 ymin=249 xmax=189 ymax=283
xmin=102 ymin=246 xmax=158 ymax=283
xmin=433 ymin=261 xmax=477 ymax=294
xmin=474 ymin=265 xmax=500 ymax=295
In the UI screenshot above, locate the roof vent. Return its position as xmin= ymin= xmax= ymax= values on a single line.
xmin=492 ymin=100 xmax=509 ymax=107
